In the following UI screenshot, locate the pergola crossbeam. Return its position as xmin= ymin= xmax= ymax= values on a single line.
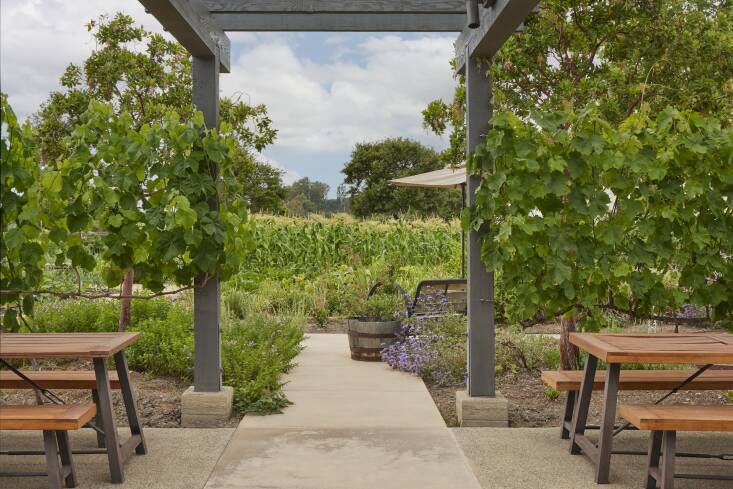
xmin=139 ymin=0 xmax=231 ymax=72
xmin=455 ymin=0 xmax=539 ymax=74
xmin=213 ymin=13 xmax=465 ymax=32
xmin=203 ymin=1 xmax=466 ymax=13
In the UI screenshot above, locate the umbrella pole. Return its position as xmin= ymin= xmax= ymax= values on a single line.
xmin=461 ymin=183 xmax=466 ymax=278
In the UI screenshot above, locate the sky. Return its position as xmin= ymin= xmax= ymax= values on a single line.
xmin=0 ymin=1 xmax=459 ymax=195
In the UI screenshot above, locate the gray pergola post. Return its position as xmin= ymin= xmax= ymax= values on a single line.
xmin=192 ymin=55 xmax=222 ymax=393
xmin=465 ymin=51 xmax=495 ymax=398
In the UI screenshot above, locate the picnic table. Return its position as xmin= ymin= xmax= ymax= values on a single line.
xmin=0 ymin=332 xmax=147 ymax=483
xmin=567 ymin=332 xmax=733 ymax=484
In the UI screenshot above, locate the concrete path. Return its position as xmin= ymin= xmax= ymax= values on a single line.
xmin=204 ymin=334 xmax=482 ymax=489
xmin=1 ymin=428 xmax=234 ymax=489
xmin=456 ymin=428 xmax=732 ymax=489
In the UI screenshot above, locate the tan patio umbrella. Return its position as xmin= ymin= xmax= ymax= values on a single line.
xmin=389 ymin=165 xmax=467 ymax=277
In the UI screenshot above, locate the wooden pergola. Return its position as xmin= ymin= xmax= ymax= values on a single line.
xmin=139 ymin=0 xmax=538 ymax=402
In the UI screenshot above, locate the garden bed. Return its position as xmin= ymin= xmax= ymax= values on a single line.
xmin=0 ymin=360 xmax=241 ymax=428
xmin=427 ymin=370 xmax=731 ymax=428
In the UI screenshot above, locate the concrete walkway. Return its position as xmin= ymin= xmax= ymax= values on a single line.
xmin=204 ymin=334 xmax=482 ymax=489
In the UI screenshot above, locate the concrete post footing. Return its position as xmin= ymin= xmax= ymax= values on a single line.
xmin=181 ymin=385 xmax=233 ymax=427
xmin=456 ymin=390 xmax=509 ymax=427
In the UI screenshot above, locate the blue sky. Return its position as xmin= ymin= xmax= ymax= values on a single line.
xmin=1 ymin=1 xmax=459 ymax=196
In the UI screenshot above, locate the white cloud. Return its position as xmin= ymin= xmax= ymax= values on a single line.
xmin=1 ymin=0 xmax=165 ymax=120
xmin=220 ymin=34 xmax=457 ymax=156
xmin=2 ymin=2 xmax=459 ymax=188
xmin=259 ymin=154 xmax=301 ymax=185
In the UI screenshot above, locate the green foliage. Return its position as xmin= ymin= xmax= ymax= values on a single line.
xmin=727 ymin=391 xmax=733 ymax=403
xmin=543 ymin=386 xmax=561 ymax=401
xmin=34 ymin=13 xmax=276 ymax=164
xmin=343 ymin=138 xmax=463 ymax=218
xmin=471 ymin=106 xmax=733 ymax=327
xmin=425 ymin=0 xmax=733 ymax=165
xmin=238 ymin=157 xmax=287 ymax=213
xmin=495 ymin=328 xmax=561 ymax=374
xmin=242 ymin=214 xmax=461 ymax=280
xmin=222 ymin=314 xmax=304 ymax=414
xmin=0 ymin=95 xmax=46 ymax=331
xmin=1 ymin=94 xmax=256 ymax=322
xmin=127 ymin=305 xmax=195 ymax=379
xmin=356 ymin=293 xmax=404 ymax=322
xmin=29 ymin=296 xmax=304 ymax=415
xmin=58 ymin=101 xmax=255 ymax=291
xmin=32 ymin=297 xmax=175 ymax=333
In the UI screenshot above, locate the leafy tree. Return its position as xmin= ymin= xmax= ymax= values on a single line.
xmin=29 ymin=13 xmax=275 ymax=328
xmin=285 ymin=177 xmax=330 ymax=214
xmin=237 ymin=157 xmax=287 ymax=214
xmin=34 ymin=13 xmax=276 ymax=162
xmin=470 ymin=105 xmax=733 ymax=363
xmin=425 ymin=0 xmax=733 ymax=164
xmin=1 ymin=96 xmax=255 ymax=332
xmin=342 ymin=138 xmax=462 ymax=218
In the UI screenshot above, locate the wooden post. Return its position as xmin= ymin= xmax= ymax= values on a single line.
xmin=465 ymin=50 xmax=495 ymax=397
xmin=192 ymin=55 xmax=222 ymax=393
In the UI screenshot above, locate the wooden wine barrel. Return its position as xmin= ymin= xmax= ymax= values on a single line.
xmin=347 ymin=319 xmax=401 ymax=361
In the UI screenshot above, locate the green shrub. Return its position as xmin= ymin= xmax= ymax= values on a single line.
xmin=544 ymin=386 xmax=561 ymax=400
xmin=356 ymin=293 xmax=404 ymax=321
xmin=726 ymin=391 xmax=733 ymax=404
xmin=126 ymin=304 xmax=194 ymax=379
xmin=34 ymin=299 xmax=119 ymax=332
xmin=33 ymin=297 xmax=177 ymax=333
xmin=495 ymin=328 xmax=560 ymax=374
xmin=222 ymin=313 xmax=305 ymax=414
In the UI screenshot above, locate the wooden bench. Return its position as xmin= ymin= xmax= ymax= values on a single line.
xmin=619 ymin=404 xmax=733 ymax=489
xmin=540 ymin=369 xmax=733 ymax=438
xmin=0 ymin=403 xmax=97 ymax=489
xmin=0 ymin=370 xmax=121 ymax=390
xmin=0 ymin=370 xmax=121 ymax=448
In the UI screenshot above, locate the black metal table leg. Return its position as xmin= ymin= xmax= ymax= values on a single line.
xmin=646 ymin=431 xmax=663 ymax=489
xmin=42 ymin=430 xmax=63 ymax=489
xmin=561 ymin=390 xmax=577 ymax=439
xmin=55 ymin=430 xmax=77 ymax=488
xmin=93 ymin=357 xmax=124 ymax=483
xmin=570 ymin=354 xmax=598 ymax=455
xmin=114 ymin=351 xmax=147 ymax=455
xmin=596 ymin=363 xmax=621 ymax=483
xmin=660 ymin=431 xmax=676 ymax=489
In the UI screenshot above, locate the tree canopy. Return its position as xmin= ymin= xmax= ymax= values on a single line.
xmin=424 ymin=0 xmax=733 ymax=164
xmin=342 ymin=138 xmax=462 ymax=218
xmin=33 ymin=13 xmax=279 ymax=205
xmin=472 ymin=105 xmax=733 ymax=329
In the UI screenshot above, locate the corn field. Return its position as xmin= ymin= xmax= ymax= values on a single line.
xmin=244 ymin=214 xmax=462 ymax=278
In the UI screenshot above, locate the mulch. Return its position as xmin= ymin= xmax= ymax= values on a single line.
xmin=0 ymin=360 xmax=241 ymax=428
xmin=427 ymin=370 xmax=731 ymax=428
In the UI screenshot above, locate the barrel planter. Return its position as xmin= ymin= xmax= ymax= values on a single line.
xmin=347 ymin=318 xmax=401 ymax=361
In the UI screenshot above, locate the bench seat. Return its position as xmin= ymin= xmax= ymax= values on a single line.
xmin=543 ymin=369 xmax=733 ymax=440
xmin=619 ymin=404 xmax=733 ymax=432
xmin=0 ymin=370 xmax=120 ymax=390
xmin=618 ymin=404 xmax=733 ymax=489
xmin=541 ymin=369 xmax=733 ymax=392
xmin=0 ymin=403 xmax=96 ymax=489
xmin=0 ymin=403 xmax=97 ymax=431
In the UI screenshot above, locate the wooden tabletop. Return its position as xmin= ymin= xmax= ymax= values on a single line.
xmin=0 ymin=332 xmax=141 ymax=359
xmin=569 ymin=333 xmax=733 ymax=364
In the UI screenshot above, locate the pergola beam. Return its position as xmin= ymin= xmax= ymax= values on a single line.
xmin=213 ymin=13 xmax=465 ymax=32
xmin=139 ymin=0 xmax=231 ymax=73
xmin=455 ymin=0 xmax=539 ymax=74
xmin=203 ymin=1 xmax=466 ymax=13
